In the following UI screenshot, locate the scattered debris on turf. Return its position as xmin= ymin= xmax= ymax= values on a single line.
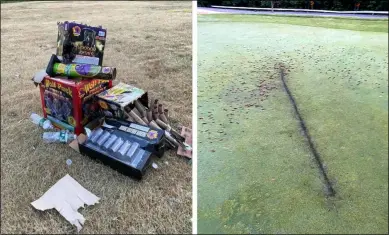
xmin=28 ymin=20 xmax=192 ymax=230
xmin=31 ymin=174 xmax=100 ymax=232
xmin=177 ymin=126 xmax=192 ymax=158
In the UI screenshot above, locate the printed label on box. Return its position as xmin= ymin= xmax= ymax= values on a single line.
xmin=130 ymin=123 xmax=150 ymax=133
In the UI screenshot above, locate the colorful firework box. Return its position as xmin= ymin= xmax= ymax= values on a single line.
xmin=96 ymin=82 xmax=149 ymax=120
xmin=56 ymin=21 xmax=107 ymax=66
xmin=39 ymin=76 xmax=112 ymax=135
xmin=78 ymin=118 xmax=166 ymax=179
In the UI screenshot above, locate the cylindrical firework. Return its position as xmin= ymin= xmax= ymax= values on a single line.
xmin=102 ymin=135 xmax=118 ymax=150
xmin=171 ymin=129 xmax=185 ymax=142
xmin=149 ymin=120 xmax=162 ymax=130
xmin=126 ymin=115 xmax=135 ymax=123
xmin=164 ymin=109 xmax=169 ymax=119
xmin=131 ymin=149 xmax=145 ymax=168
xmin=154 ymin=99 xmax=159 ymax=106
xmin=159 ymin=113 xmax=169 ymax=124
xmin=118 ymin=141 xmax=132 ymax=158
xmin=132 ymin=107 xmax=142 ymax=117
xmin=146 ymin=110 xmax=153 ymax=123
xmin=165 ymin=132 xmax=179 ymax=148
xmin=128 ymin=110 xmax=147 ymax=126
xmin=142 ymin=116 xmax=149 ymax=124
xmin=51 ymin=63 xmax=116 ymax=80
xmin=110 ymin=137 xmax=124 ymax=152
xmin=96 ymin=131 xmax=111 ymax=146
xmin=134 ymin=100 xmax=146 ymax=117
xmin=155 ymin=119 xmax=169 ymax=130
xmin=126 ymin=142 xmax=140 ymax=160
xmin=158 ymin=104 xmax=163 ymax=114
xmin=90 ymin=128 xmax=104 ymax=143
xmin=152 ymin=107 xmax=159 ymax=120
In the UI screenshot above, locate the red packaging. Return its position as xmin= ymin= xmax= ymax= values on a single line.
xmin=39 ymin=76 xmax=112 ymax=135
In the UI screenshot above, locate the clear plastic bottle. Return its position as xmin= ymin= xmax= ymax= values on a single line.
xmin=30 ymin=113 xmax=53 ymax=130
xmin=42 ymin=130 xmax=77 ymax=143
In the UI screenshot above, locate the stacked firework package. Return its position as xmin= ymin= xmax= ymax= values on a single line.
xmin=31 ymin=21 xmax=192 ymax=179
xmin=35 ymin=21 xmax=114 ymax=134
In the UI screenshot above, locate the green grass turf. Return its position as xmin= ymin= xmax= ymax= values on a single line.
xmin=199 ymin=14 xmax=388 ymax=33
xmin=197 ymin=15 xmax=388 ymax=234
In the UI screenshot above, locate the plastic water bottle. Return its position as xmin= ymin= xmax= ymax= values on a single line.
xmin=42 ymin=130 xmax=77 ymax=143
xmin=30 ymin=113 xmax=53 ymax=130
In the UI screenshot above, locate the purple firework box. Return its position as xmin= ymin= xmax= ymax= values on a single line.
xmin=56 ymin=21 xmax=107 ymax=66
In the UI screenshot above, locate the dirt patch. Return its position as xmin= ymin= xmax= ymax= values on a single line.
xmin=220 ymin=63 xmax=280 ymax=109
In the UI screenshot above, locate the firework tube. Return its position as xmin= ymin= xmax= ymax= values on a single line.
xmin=158 ymin=104 xmax=163 ymax=114
xmin=126 ymin=115 xmax=135 ymax=122
xmin=133 ymin=107 xmax=143 ymax=117
xmin=46 ymin=54 xmax=116 ymax=80
xmin=123 ymin=110 xmax=134 ymax=122
xmin=165 ymin=131 xmax=179 ymax=148
xmin=149 ymin=120 xmax=162 ymax=130
xmin=164 ymin=109 xmax=169 ymax=119
xmin=147 ymin=110 xmax=153 ymax=123
xmin=152 ymin=107 xmax=159 ymax=120
xmin=125 ymin=110 xmax=147 ymax=126
xmin=142 ymin=116 xmax=149 ymax=125
xmin=134 ymin=100 xmax=146 ymax=117
xmin=155 ymin=119 xmax=169 ymax=130
xmin=159 ymin=113 xmax=169 ymax=124
xmin=171 ymin=129 xmax=185 ymax=142
xmin=155 ymin=118 xmax=183 ymax=142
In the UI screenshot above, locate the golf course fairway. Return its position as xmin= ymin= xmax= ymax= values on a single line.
xmin=197 ymin=15 xmax=388 ymax=234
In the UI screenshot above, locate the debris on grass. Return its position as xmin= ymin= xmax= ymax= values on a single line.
xmin=31 ymin=174 xmax=100 ymax=232
xmin=177 ymin=126 xmax=192 ymax=158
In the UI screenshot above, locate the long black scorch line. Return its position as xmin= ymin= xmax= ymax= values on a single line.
xmin=279 ymin=68 xmax=335 ymax=197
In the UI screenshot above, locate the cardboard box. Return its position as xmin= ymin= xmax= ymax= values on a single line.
xmin=96 ymin=83 xmax=149 ymax=120
xmin=39 ymin=76 xmax=112 ymax=135
xmin=78 ymin=118 xmax=166 ymax=179
xmin=56 ymin=21 xmax=107 ymax=66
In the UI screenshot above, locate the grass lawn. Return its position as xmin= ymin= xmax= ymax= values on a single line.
xmin=1 ymin=1 xmax=192 ymax=233
xmin=198 ymin=15 xmax=388 ymax=234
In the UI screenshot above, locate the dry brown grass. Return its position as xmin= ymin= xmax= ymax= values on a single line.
xmin=1 ymin=1 xmax=192 ymax=234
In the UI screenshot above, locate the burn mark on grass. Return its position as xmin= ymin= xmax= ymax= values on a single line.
xmin=279 ymin=65 xmax=336 ymax=197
